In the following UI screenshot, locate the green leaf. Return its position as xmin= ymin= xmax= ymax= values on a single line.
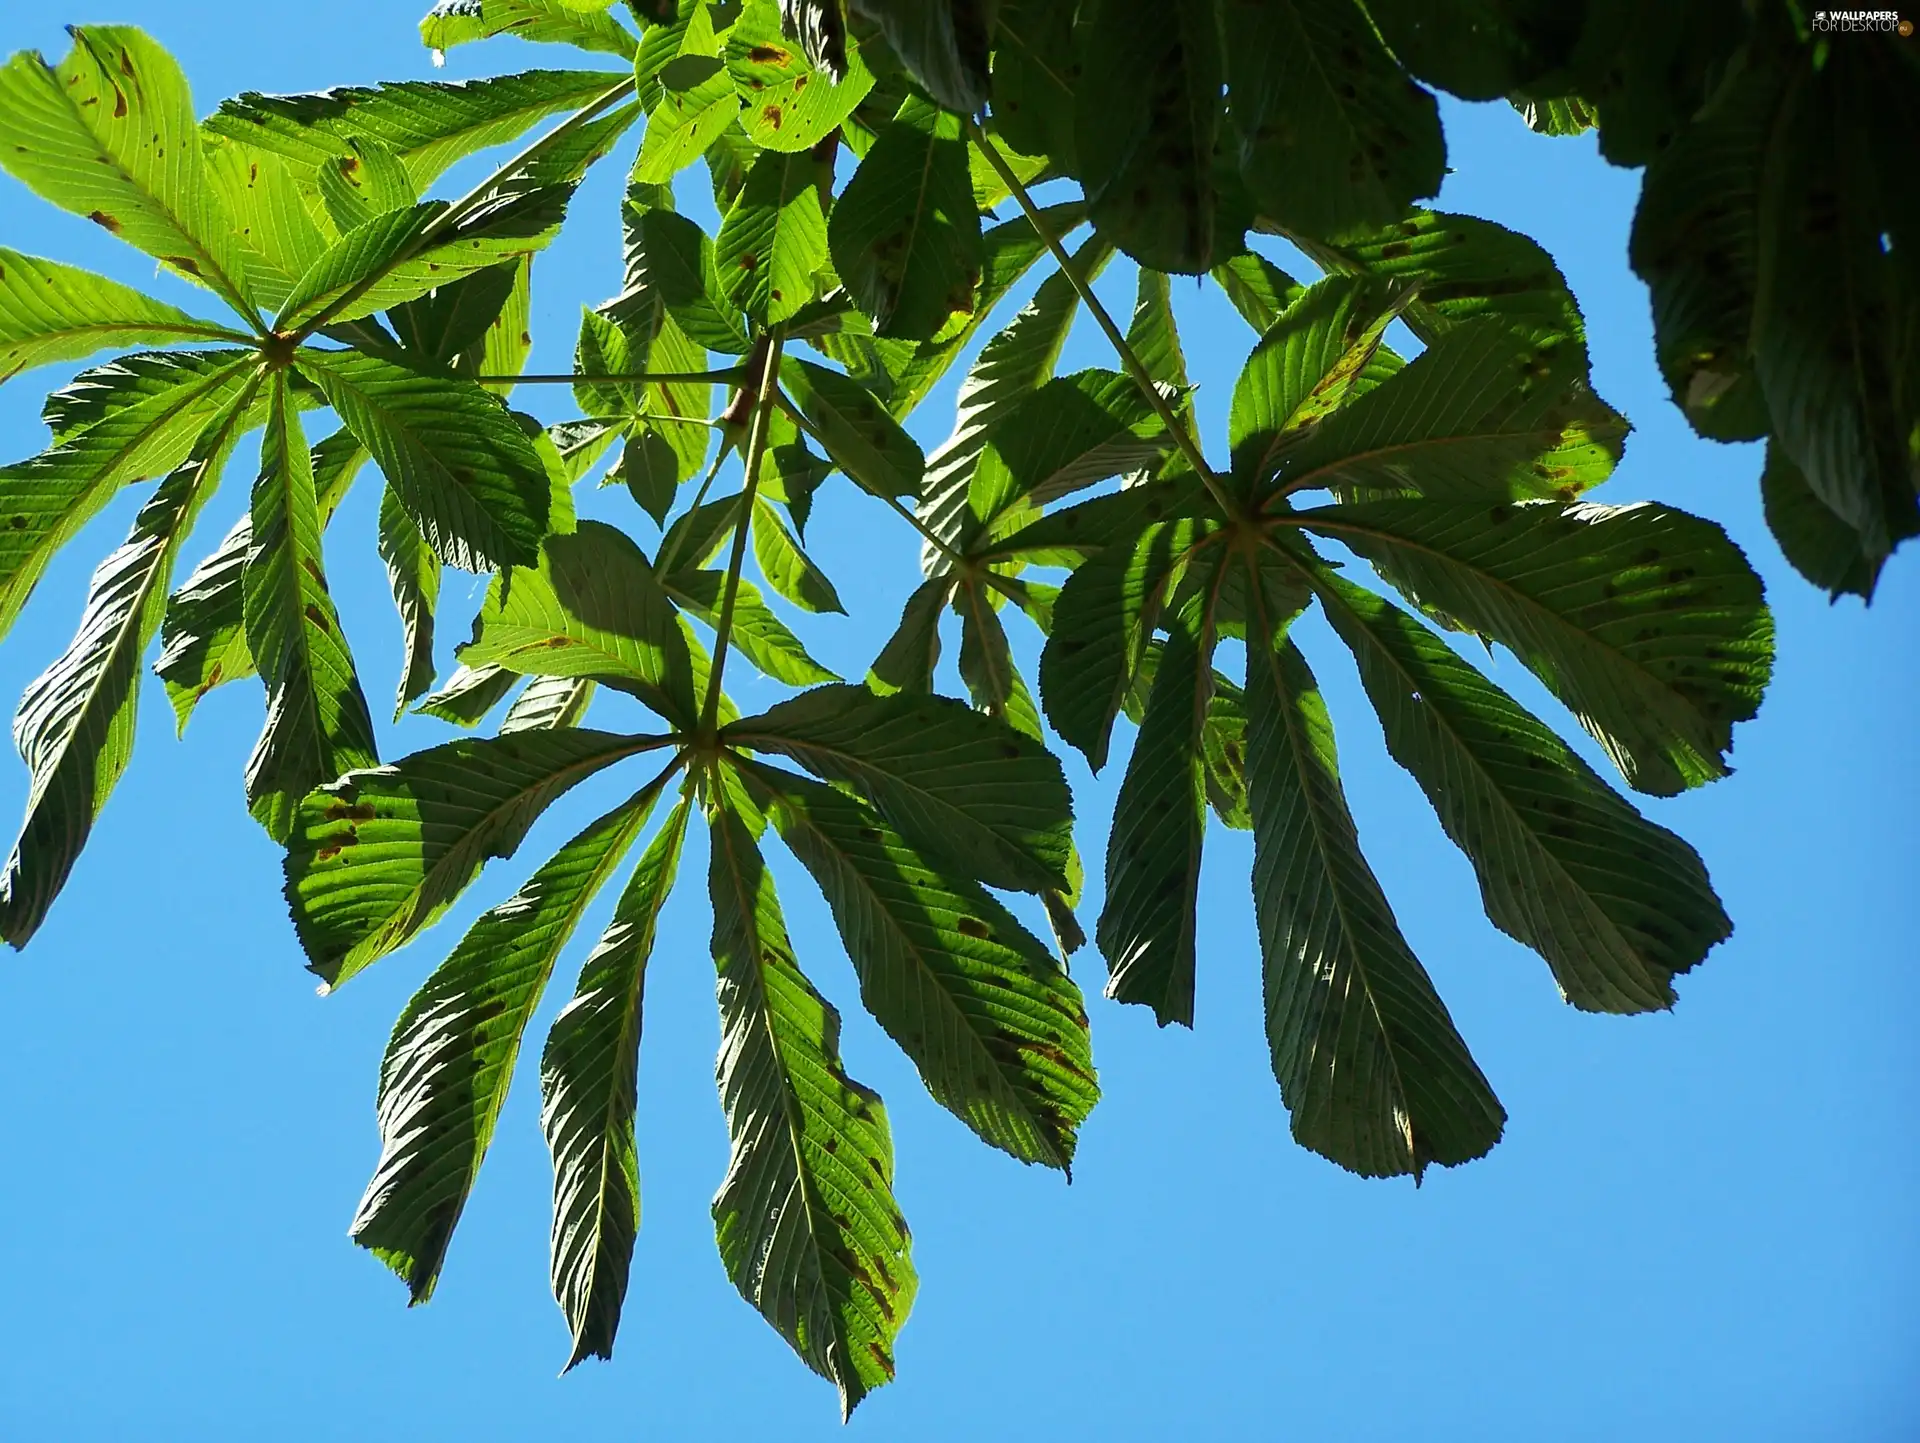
xmin=757 ymin=764 xmax=1097 ymax=1167
xmin=458 ymin=521 xmax=700 ymax=727
xmin=300 ymin=350 xmax=552 ymax=572
xmin=1200 ymin=675 xmax=1250 ymax=830
xmin=240 ymin=377 xmax=379 ymax=841
xmin=1126 ymin=268 xmax=1191 ymax=402
xmin=502 ymin=674 xmax=598 ymax=733
xmin=1361 ymin=1 xmax=1574 ymax=102
xmin=415 ymin=663 xmax=521 ymax=727
xmin=828 ymin=98 xmax=982 ymax=342
xmin=0 ymin=352 xmax=259 ymax=646
xmin=752 ymin=496 xmax=842 ymax=612
xmin=1223 ymin=0 xmax=1444 ymax=241
xmin=1244 ymin=625 xmax=1504 ymax=1178
xmin=1303 ymin=210 xmax=1587 ymax=348
xmin=953 ymin=588 xmax=1043 ymax=740
xmin=727 ymin=683 xmax=1072 ymax=894
xmin=1759 ymin=440 xmax=1881 ymax=601
xmin=1073 ymin=0 xmax=1221 ymax=273
xmin=0 ymin=27 xmax=255 ymax=314
xmin=1311 ymin=566 xmax=1731 ymax=1014
xmin=626 ymin=207 xmax=752 ymax=354
xmin=274 ymin=187 xmax=571 ymax=331
xmin=967 ymin=370 xmax=1171 ymax=542
xmin=865 ymin=576 xmax=948 ymax=696
xmin=918 ymin=234 xmax=1110 ymax=568
xmin=420 ymin=0 xmax=640 ymax=59
xmin=885 ymin=201 xmax=1084 ymax=419
xmin=664 ymin=568 xmax=840 ymax=687
xmin=633 ymin=15 xmax=741 ymax=185
xmin=1510 ymin=94 xmax=1596 ymax=138
xmin=199 ymin=140 xmax=333 ymax=312
xmin=155 ymin=430 xmax=367 ymax=732
xmin=1300 ymin=498 xmax=1772 ymax=796
xmin=0 ymin=382 xmax=254 ymax=947
xmin=315 ymin=137 xmax=421 ymax=234
xmin=1209 ymin=250 xmax=1305 ymax=334
xmin=1749 ymin=55 xmax=1920 ymax=565
xmin=779 ymin=356 xmax=924 ymax=498
xmin=209 ymin=68 xmax=630 ymax=190
xmin=352 ymin=773 xmax=665 ymax=1303
xmin=991 ymin=0 xmax=1077 ymax=170
xmin=378 ymin=485 xmax=441 ymax=721
xmin=542 ymin=794 xmax=691 ymax=1367
xmin=1039 ymin=518 xmax=1216 ymax=770
xmin=0 ymin=249 xmax=238 ymax=383
xmin=848 ymin=0 xmax=988 ymax=113
xmin=1096 ymin=604 xmax=1210 ymax=1028
xmin=391 ymin=263 xmax=527 ymax=369
xmin=727 ymin=0 xmax=874 ymax=150
xmin=706 ymin=805 xmax=915 ymax=1417
xmin=1229 ymin=275 xmax=1407 ymax=486
xmin=39 ymin=349 xmax=266 ymax=447
xmin=1276 ymin=321 xmax=1625 ymax=502
xmin=285 ymin=726 xmax=665 ymax=986
xmin=714 ymin=148 xmax=829 ymax=324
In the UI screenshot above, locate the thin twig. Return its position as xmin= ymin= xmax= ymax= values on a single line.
xmin=966 ymin=119 xmax=1241 ymax=521
xmin=656 ymin=447 xmax=730 ymax=575
xmin=698 ymin=327 xmax=786 ymax=737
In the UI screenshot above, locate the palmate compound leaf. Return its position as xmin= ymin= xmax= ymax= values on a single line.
xmin=751 ymin=763 xmax=1098 ymax=1168
xmin=156 ymin=430 xmax=370 ymax=732
xmin=1072 ymin=0 xmax=1223 ymax=274
xmin=0 ymin=249 xmax=244 ymax=384
xmin=827 ymin=98 xmax=982 ymax=344
xmin=0 ymin=352 xmax=261 ymax=646
xmin=240 ymin=376 xmax=380 ymax=842
xmin=725 ymin=684 xmax=1072 ymax=896
xmin=1243 ymin=610 xmax=1506 ymax=1180
xmin=284 ymin=727 xmax=673 ymax=987
xmin=707 ymin=803 xmax=915 ymax=1418
xmin=0 ymin=26 xmax=256 ymax=315
xmin=299 ymin=349 xmax=553 ymax=572
xmin=420 ymin=0 xmax=640 ymax=60
xmin=541 ymin=794 xmax=691 ymax=1367
xmin=208 ymin=68 xmax=631 ymax=193
xmin=1295 ymin=499 xmax=1772 ymax=797
xmin=1222 ymin=0 xmax=1445 ymax=242
xmin=1307 ymin=563 xmax=1732 ymax=1015
xmin=457 ymin=521 xmax=701 ymax=729
xmin=1272 ymin=319 xmax=1627 ymax=503
xmin=0 ymin=380 xmax=258 ymax=947
xmin=352 ymin=764 xmax=676 ymax=1304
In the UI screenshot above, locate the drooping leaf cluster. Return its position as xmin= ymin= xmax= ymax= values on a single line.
xmin=0 ymin=0 xmax=1809 ymax=1414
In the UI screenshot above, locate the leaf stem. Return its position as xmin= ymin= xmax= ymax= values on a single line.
xmin=966 ymin=120 xmax=1240 ymax=520
xmin=698 ymin=327 xmax=786 ymax=738
xmin=293 ymin=75 xmax=637 ymax=341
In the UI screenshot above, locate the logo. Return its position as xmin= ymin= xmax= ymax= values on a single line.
xmin=1811 ymin=9 xmax=1912 ymax=31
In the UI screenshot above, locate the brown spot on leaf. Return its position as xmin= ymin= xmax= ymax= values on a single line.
xmin=303 ymin=603 xmax=331 ymax=633
xmin=88 ymin=210 xmax=122 ymax=234
xmin=956 ymin=917 xmax=991 ymax=940
xmin=762 ymin=105 xmax=783 ymax=129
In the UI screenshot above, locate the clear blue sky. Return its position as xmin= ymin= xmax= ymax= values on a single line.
xmin=0 ymin=6 xmax=1914 ymax=1439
